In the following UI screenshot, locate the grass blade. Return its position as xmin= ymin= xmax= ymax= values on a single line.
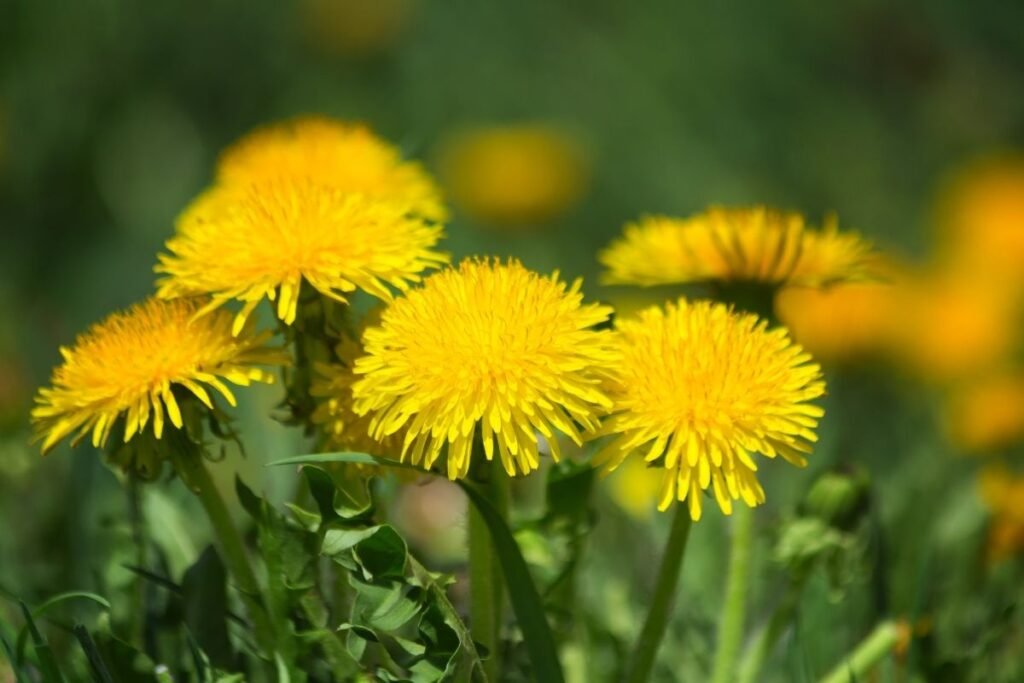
xmin=458 ymin=481 xmax=565 ymax=683
xmin=73 ymin=624 xmax=114 ymax=683
xmin=18 ymin=602 xmax=66 ymax=683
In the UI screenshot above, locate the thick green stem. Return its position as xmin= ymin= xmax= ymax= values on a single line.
xmin=171 ymin=447 xmax=277 ymax=657
xmin=736 ymin=579 xmax=804 ymax=683
xmin=469 ymin=465 xmax=509 ymax=681
xmin=818 ymin=620 xmax=902 ymax=683
xmin=625 ymin=502 xmax=693 ymax=683
xmin=711 ymin=505 xmax=755 ymax=683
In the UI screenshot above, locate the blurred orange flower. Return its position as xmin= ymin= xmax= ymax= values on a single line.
xmin=776 ymin=281 xmax=896 ymax=363
xmin=979 ymin=466 xmax=1024 ymax=564
xmin=944 ymin=374 xmax=1024 ymax=454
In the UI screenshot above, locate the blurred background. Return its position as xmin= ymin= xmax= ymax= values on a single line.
xmin=3 ymin=1 xmax=1024 ymax=681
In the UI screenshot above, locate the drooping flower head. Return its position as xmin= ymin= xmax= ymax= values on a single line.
xmin=32 ymin=297 xmax=287 ymax=455
xmin=155 ymin=179 xmax=448 ymax=332
xmin=352 ymin=258 xmax=615 ymax=479
xmin=596 ymin=299 xmax=826 ymax=520
xmin=217 ymin=115 xmax=447 ymax=221
xmin=600 ymin=206 xmax=876 ymax=288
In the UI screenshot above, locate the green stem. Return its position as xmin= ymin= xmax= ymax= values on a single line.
xmin=818 ymin=620 xmax=902 ymax=683
xmin=625 ymin=502 xmax=693 ymax=683
xmin=469 ymin=465 xmax=509 ymax=681
xmin=171 ymin=447 xmax=278 ymax=657
xmin=736 ymin=578 xmax=804 ymax=683
xmin=711 ymin=504 xmax=755 ymax=683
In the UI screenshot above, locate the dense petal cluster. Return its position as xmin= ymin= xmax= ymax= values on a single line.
xmin=600 ymin=206 xmax=876 ymax=288
xmin=155 ymin=179 xmax=448 ymax=331
xmin=216 ymin=115 xmax=447 ymax=221
xmin=352 ymin=258 xmax=615 ymax=479
xmin=596 ymin=299 xmax=826 ymax=520
xmin=32 ymin=297 xmax=287 ymax=453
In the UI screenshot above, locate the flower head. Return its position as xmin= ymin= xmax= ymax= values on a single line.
xmin=217 ymin=115 xmax=446 ymax=221
xmin=596 ymin=299 xmax=826 ymax=520
xmin=32 ymin=297 xmax=287 ymax=455
xmin=155 ymin=179 xmax=448 ymax=332
xmin=439 ymin=124 xmax=588 ymax=225
xmin=352 ymin=258 xmax=615 ymax=479
xmin=600 ymin=206 xmax=876 ymax=288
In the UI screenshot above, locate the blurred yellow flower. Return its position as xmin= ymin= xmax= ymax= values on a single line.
xmin=889 ymin=272 xmax=1018 ymax=383
xmin=352 ymin=258 xmax=615 ymax=479
xmin=600 ymin=206 xmax=877 ymax=288
xmin=596 ymin=299 xmax=825 ymax=520
xmin=32 ymin=298 xmax=286 ymax=454
xmin=937 ymin=156 xmax=1024 ymax=277
xmin=301 ymin=0 xmax=416 ymax=58
xmin=218 ymin=115 xmax=446 ymax=221
xmin=944 ymin=374 xmax=1024 ymax=453
xmin=979 ymin=466 xmax=1024 ymax=564
xmin=440 ymin=125 xmax=588 ymax=225
xmin=606 ymin=456 xmax=663 ymax=520
xmin=776 ymin=281 xmax=896 ymax=363
xmin=156 ymin=179 xmax=448 ymax=331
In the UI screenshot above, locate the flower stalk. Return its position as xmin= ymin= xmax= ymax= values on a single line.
xmin=625 ymin=502 xmax=693 ymax=683
xmin=711 ymin=504 xmax=755 ymax=683
xmin=819 ymin=620 xmax=902 ymax=683
xmin=469 ymin=461 xmax=509 ymax=681
xmin=170 ymin=442 xmax=278 ymax=657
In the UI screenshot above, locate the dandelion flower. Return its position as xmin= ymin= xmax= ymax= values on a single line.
xmin=600 ymin=206 xmax=876 ymax=288
xmin=352 ymin=258 xmax=615 ymax=479
xmin=440 ymin=124 xmax=588 ymax=225
xmin=217 ymin=115 xmax=446 ymax=221
xmin=596 ymin=299 xmax=826 ymax=520
xmin=32 ymin=297 xmax=287 ymax=454
xmin=155 ymin=179 xmax=448 ymax=331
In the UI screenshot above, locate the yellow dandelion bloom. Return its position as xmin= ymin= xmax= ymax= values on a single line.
xmin=596 ymin=299 xmax=826 ymax=520
xmin=155 ymin=179 xmax=448 ymax=332
xmin=944 ymin=374 xmax=1024 ymax=453
xmin=32 ymin=297 xmax=287 ymax=454
xmin=217 ymin=115 xmax=446 ymax=221
xmin=979 ymin=466 xmax=1024 ymax=564
xmin=352 ymin=258 xmax=615 ymax=479
xmin=439 ymin=125 xmax=588 ymax=225
xmin=600 ymin=206 xmax=876 ymax=288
